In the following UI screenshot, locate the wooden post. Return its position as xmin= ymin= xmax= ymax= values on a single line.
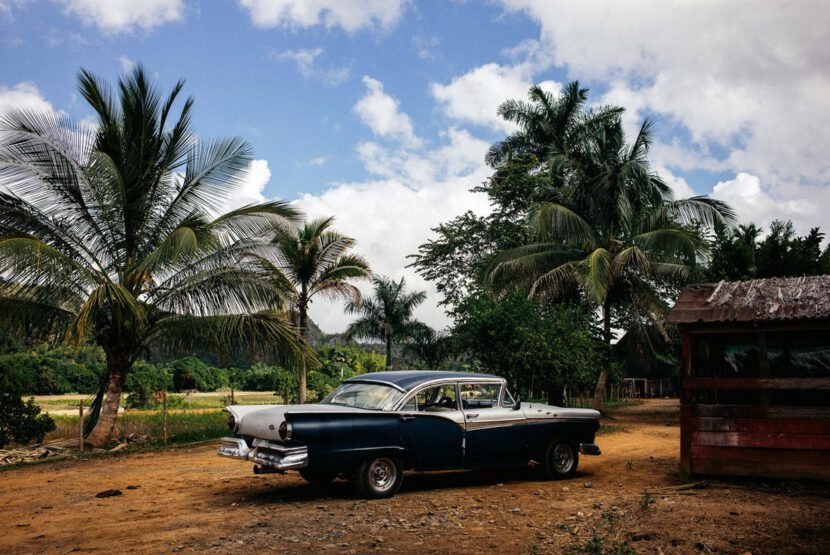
xmin=162 ymin=392 xmax=168 ymax=444
xmin=78 ymin=400 xmax=84 ymax=453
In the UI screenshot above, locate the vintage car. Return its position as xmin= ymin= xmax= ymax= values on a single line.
xmin=218 ymin=370 xmax=601 ymax=498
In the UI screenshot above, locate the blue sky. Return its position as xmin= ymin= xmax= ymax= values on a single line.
xmin=1 ymin=1 xmax=828 ymax=331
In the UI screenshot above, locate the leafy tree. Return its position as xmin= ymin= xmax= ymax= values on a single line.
xmin=0 ymin=65 xmax=310 ymax=445
xmin=705 ymin=220 xmax=829 ymax=281
xmin=345 ymin=276 xmax=426 ymax=368
xmin=486 ymin=93 xmax=733 ymax=411
xmin=452 ymin=290 xmax=602 ymax=404
xmin=403 ymin=326 xmax=453 ymax=369
xmin=257 ymin=217 xmax=370 ymax=403
xmin=124 ymin=361 xmax=173 ymax=409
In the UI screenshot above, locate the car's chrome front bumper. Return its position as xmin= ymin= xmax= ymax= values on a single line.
xmin=579 ymin=443 xmax=601 ymax=456
xmin=218 ymin=437 xmax=309 ymax=470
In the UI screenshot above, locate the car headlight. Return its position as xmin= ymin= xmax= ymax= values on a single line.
xmin=278 ymin=421 xmax=292 ymax=441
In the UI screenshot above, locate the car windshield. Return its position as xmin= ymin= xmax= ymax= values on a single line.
xmin=322 ymin=382 xmax=404 ymax=410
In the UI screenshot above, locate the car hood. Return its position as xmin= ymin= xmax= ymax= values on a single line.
xmin=227 ymin=403 xmax=369 ymax=441
xmin=521 ymin=403 xmax=600 ymax=422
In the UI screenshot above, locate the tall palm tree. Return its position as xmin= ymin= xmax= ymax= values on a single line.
xmin=404 ymin=325 xmax=452 ymax=369
xmin=345 ymin=276 xmax=426 ymax=369
xmin=488 ymin=116 xmax=734 ymax=411
xmin=0 ymin=66 xmax=310 ymax=445
xmin=256 ymin=217 xmax=371 ymax=403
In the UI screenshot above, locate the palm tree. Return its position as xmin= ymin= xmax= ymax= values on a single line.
xmin=256 ymin=217 xmax=371 ymax=403
xmin=488 ymin=116 xmax=734 ymax=411
xmin=0 ymin=66 xmax=310 ymax=445
xmin=345 ymin=276 xmax=426 ymax=369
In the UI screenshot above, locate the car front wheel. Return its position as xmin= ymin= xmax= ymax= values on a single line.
xmin=355 ymin=456 xmax=404 ymax=499
xmin=543 ymin=439 xmax=579 ymax=479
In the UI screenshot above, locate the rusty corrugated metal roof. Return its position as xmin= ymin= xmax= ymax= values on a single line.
xmin=667 ymin=275 xmax=830 ymax=324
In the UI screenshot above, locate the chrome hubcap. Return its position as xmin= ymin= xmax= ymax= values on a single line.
xmin=552 ymin=444 xmax=574 ymax=473
xmin=368 ymin=458 xmax=396 ymax=492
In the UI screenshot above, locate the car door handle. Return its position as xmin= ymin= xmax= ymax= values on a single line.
xmin=400 ymin=415 xmax=415 ymax=421
xmin=466 ymin=413 xmax=479 ymax=419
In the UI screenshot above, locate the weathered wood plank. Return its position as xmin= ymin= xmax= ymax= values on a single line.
xmin=692 ymin=417 xmax=830 ymax=435
xmin=691 ymin=450 xmax=830 ymax=480
xmin=693 ymin=404 xmax=830 ymax=419
xmin=693 ymin=431 xmax=830 ymax=450
xmin=685 ymin=377 xmax=830 ymax=391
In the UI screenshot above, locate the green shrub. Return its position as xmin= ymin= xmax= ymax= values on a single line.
xmin=0 ymin=392 xmax=56 ymax=448
xmin=0 ymin=346 xmax=104 ymax=395
xmin=125 ymin=361 xmax=174 ymax=409
xmin=170 ymin=357 xmax=226 ymax=391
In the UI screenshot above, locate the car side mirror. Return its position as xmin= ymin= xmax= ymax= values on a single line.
xmin=512 ymin=399 xmax=521 ymax=411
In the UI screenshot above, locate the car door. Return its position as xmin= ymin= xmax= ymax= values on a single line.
xmin=461 ymin=382 xmax=525 ymax=466
xmin=399 ymin=382 xmax=465 ymax=470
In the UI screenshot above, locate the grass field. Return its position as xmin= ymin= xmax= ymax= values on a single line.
xmin=47 ymin=410 xmax=229 ymax=444
xmin=32 ymin=391 xmax=283 ymax=413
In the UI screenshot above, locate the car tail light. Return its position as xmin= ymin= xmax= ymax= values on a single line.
xmin=278 ymin=421 xmax=291 ymax=441
xmin=227 ymin=415 xmax=238 ymax=433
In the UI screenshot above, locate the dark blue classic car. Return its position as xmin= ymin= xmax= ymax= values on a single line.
xmin=219 ymin=371 xmax=601 ymax=498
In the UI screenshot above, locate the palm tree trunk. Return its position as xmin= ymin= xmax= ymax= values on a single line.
xmin=86 ymin=355 xmax=130 ymax=447
xmin=385 ymin=337 xmax=392 ymax=370
xmin=593 ymin=300 xmax=612 ymax=412
xmin=297 ymin=306 xmax=308 ymax=404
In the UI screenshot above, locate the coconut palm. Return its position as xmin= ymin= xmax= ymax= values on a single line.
xmin=256 ymin=217 xmax=371 ymax=403
xmin=345 ymin=276 xmax=426 ymax=369
xmin=487 ymin=116 xmax=734 ymax=411
xmin=403 ymin=325 xmax=452 ymax=369
xmin=0 ymin=66 xmax=310 ymax=445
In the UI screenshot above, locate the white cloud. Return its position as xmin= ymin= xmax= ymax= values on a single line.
xmin=431 ymin=61 xmax=560 ymax=132
xmin=295 ymin=126 xmax=492 ymax=333
xmin=238 ymin=0 xmax=406 ymax=32
xmin=354 ymin=76 xmax=421 ymax=148
xmin=499 ymin=0 xmax=830 ymax=234
xmin=223 ymin=159 xmax=270 ymax=211
xmin=0 ymin=82 xmax=54 ymax=115
xmin=116 ymin=55 xmax=135 ymax=73
xmin=62 ymin=0 xmax=184 ymax=33
xmin=711 ymin=173 xmax=827 ymax=235
xmin=301 ymin=156 xmax=328 ymax=167
xmin=273 ymin=48 xmax=350 ymax=85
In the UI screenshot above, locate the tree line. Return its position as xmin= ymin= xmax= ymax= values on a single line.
xmin=2 ymin=66 xmax=828 ymax=446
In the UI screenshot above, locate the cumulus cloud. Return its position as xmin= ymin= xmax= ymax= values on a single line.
xmin=62 ymin=0 xmax=184 ymax=33
xmin=431 ymin=61 xmax=559 ymax=132
xmin=238 ymin=0 xmax=406 ymax=32
xmin=499 ymin=0 xmax=830 ymax=234
xmin=222 ymin=159 xmax=271 ymax=212
xmin=354 ymin=76 xmax=421 ymax=147
xmin=296 ymin=110 xmax=493 ymax=332
xmin=0 ymin=82 xmax=54 ymax=115
xmin=297 ymin=174 xmax=491 ymax=333
xmin=272 ymin=48 xmax=350 ymax=85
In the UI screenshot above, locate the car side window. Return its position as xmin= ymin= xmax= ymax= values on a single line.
xmin=412 ymin=384 xmax=458 ymax=412
xmin=502 ymin=387 xmax=516 ymax=408
xmin=459 ymin=383 xmax=501 ymax=410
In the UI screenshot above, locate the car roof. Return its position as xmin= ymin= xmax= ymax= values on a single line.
xmin=343 ymin=370 xmax=503 ymax=392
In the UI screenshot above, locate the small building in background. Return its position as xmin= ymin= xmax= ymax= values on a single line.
xmin=668 ymin=275 xmax=830 ymax=480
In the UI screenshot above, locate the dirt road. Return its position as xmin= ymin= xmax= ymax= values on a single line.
xmin=2 ymin=400 xmax=830 ymax=554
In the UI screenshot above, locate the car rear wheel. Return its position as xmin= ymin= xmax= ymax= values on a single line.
xmin=355 ymin=456 xmax=403 ymax=499
xmin=299 ymin=468 xmax=337 ymax=487
xmin=543 ymin=439 xmax=579 ymax=479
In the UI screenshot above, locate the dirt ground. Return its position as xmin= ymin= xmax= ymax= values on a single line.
xmin=2 ymin=399 xmax=830 ymax=554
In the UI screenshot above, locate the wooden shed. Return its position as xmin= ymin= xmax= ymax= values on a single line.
xmin=667 ymin=276 xmax=830 ymax=480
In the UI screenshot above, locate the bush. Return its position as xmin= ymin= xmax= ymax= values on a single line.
xmin=0 ymin=392 xmax=56 ymax=448
xmin=0 ymin=346 xmax=104 ymax=395
xmin=170 ymin=357 xmax=226 ymax=392
xmin=125 ymin=361 xmax=174 ymax=409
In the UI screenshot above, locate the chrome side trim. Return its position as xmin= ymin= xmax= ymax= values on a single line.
xmin=464 ymin=417 xmax=527 ymax=430
xmin=579 ymin=443 xmax=601 ymax=456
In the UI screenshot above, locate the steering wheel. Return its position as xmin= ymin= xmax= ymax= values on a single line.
xmin=438 ymin=396 xmax=455 ymax=409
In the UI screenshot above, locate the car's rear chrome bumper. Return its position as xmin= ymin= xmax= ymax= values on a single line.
xmin=218 ymin=437 xmax=309 ymax=470
xmin=579 ymin=443 xmax=601 ymax=456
